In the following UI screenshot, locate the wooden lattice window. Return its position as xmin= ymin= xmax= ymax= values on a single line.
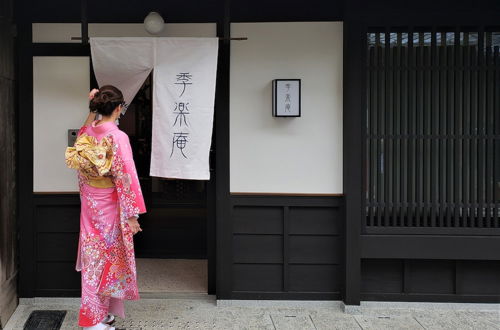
xmin=365 ymin=28 xmax=500 ymax=231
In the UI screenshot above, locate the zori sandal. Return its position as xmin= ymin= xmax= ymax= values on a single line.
xmin=102 ymin=314 xmax=116 ymax=325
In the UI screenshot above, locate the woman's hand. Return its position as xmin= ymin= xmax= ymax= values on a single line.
xmin=126 ymin=217 xmax=142 ymax=235
xmin=83 ymin=112 xmax=97 ymax=126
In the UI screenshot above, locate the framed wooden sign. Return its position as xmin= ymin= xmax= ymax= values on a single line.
xmin=272 ymin=79 xmax=301 ymax=117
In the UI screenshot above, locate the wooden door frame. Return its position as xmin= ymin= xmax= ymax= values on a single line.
xmin=16 ymin=21 xmax=230 ymax=298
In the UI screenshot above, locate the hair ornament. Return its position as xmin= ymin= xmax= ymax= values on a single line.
xmin=89 ymin=88 xmax=100 ymax=100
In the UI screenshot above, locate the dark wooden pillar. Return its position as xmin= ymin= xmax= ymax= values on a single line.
xmin=215 ymin=0 xmax=232 ymax=299
xmin=16 ymin=19 xmax=35 ymax=298
xmin=342 ymin=15 xmax=366 ymax=306
xmin=0 ymin=0 xmax=18 ymax=324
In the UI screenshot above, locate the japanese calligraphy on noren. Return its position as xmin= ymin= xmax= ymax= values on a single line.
xmin=171 ymin=132 xmax=189 ymax=158
xmin=173 ymin=102 xmax=190 ymax=127
xmin=171 ymin=72 xmax=193 ymax=158
xmin=146 ymin=37 xmax=218 ymax=180
xmin=175 ymin=72 xmax=192 ymax=97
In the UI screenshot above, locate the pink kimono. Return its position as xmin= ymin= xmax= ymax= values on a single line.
xmin=65 ymin=120 xmax=146 ymax=327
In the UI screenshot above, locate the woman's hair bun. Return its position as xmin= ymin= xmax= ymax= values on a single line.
xmin=89 ymin=85 xmax=124 ymax=116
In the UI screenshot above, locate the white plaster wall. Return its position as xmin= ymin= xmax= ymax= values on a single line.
xmin=32 ymin=23 xmax=217 ymax=192
xmin=230 ymin=22 xmax=343 ymax=194
xmin=33 ymin=57 xmax=90 ymax=192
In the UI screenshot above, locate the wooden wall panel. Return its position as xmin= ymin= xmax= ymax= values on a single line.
xmin=289 ymin=207 xmax=341 ymax=235
xmin=232 ymin=264 xmax=283 ymax=292
xmin=32 ymin=196 xmax=82 ymax=296
xmin=36 ymin=206 xmax=80 ymax=232
xmin=233 ymin=206 xmax=283 ymax=234
xmin=361 ymin=259 xmax=500 ymax=302
xmin=233 ymin=235 xmax=283 ymax=263
xmin=361 ymin=259 xmax=403 ymax=294
xmin=230 ymin=195 xmax=343 ymax=299
xmin=37 ymin=233 xmax=79 ymax=262
xmin=289 ymin=236 xmax=341 ymax=264
xmin=458 ymin=260 xmax=500 ymax=295
xmin=289 ymin=265 xmax=341 ymax=292
xmin=36 ymin=262 xmax=80 ymax=293
xmin=406 ymin=260 xmax=455 ymax=294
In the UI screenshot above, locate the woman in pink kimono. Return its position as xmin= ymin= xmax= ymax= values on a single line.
xmin=65 ymin=85 xmax=146 ymax=330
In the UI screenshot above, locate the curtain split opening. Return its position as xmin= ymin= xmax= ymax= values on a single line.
xmin=90 ymin=37 xmax=219 ymax=180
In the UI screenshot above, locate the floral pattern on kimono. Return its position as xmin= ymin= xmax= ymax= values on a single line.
xmin=65 ymin=121 xmax=146 ymax=327
xmin=96 ymin=130 xmax=146 ymax=299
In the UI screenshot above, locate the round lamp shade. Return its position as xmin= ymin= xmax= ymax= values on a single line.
xmin=144 ymin=12 xmax=165 ymax=35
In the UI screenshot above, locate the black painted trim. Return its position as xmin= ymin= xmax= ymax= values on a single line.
xmin=283 ymin=206 xmax=290 ymax=291
xmin=80 ymin=0 xmax=88 ymax=45
xmin=230 ymin=292 xmax=341 ymax=300
xmin=207 ymin=162 xmax=216 ymax=294
xmin=365 ymin=227 xmax=500 ymax=236
xmin=32 ymin=193 xmax=80 ymax=204
xmin=354 ymin=11 xmax=500 ymax=28
xmin=17 ymin=22 xmax=35 ymax=298
xmin=214 ymin=0 xmax=232 ymax=299
xmin=342 ymin=14 xmax=365 ymax=305
xmin=32 ymin=43 xmax=90 ymax=56
xmin=361 ymin=235 xmax=500 ymax=260
xmin=361 ymin=293 xmax=500 ymax=304
xmin=231 ymin=195 xmax=343 ymax=207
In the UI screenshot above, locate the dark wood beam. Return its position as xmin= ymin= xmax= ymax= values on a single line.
xmin=214 ymin=0 xmax=232 ymax=299
xmin=81 ymin=0 xmax=88 ymax=45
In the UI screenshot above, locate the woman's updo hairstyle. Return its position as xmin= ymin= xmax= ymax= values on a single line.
xmin=89 ymin=85 xmax=124 ymax=116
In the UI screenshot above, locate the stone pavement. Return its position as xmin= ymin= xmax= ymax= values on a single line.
xmin=4 ymin=294 xmax=500 ymax=330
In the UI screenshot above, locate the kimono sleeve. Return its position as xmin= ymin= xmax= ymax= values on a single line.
xmin=111 ymin=132 xmax=147 ymax=220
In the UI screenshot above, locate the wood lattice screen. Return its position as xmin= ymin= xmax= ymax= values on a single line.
xmin=365 ymin=28 xmax=500 ymax=230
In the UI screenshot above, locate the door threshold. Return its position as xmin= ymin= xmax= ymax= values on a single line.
xmin=139 ymin=292 xmax=215 ymax=300
xmin=19 ymin=293 xmax=215 ymax=306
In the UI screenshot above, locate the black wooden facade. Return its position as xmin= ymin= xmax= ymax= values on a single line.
xmin=12 ymin=0 xmax=500 ymax=306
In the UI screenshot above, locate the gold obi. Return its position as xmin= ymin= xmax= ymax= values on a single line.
xmin=65 ymin=133 xmax=115 ymax=188
xmin=85 ymin=175 xmax=115 ymax=188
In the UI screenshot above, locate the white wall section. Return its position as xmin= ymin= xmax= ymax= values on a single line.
xmin=230 ymin=22 xmax=343 ymax=194
xmin=33 ymin=56 xmax=90 ymax=192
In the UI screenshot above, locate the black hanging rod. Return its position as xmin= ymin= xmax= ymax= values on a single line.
xmin=71 ymin=37 xmax=248 ymax=41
